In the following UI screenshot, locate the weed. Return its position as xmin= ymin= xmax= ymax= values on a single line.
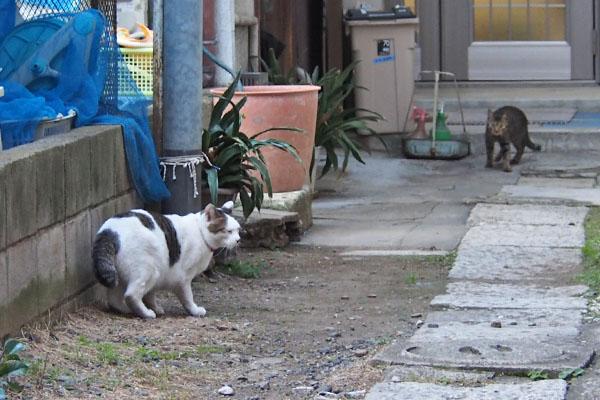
xmin=436 ymin=252 xmax=457 ymax=267
xmin=559 ymin=367 xmax=585 ymax=380
xmin=97 ymin=343 xmax=119 ymax=365
xmin=527 ymin=370 xmax=549 ymax=381
xmin=196 ymin=345 xmax=227 ymax=355
xmin=77 ymin=336 xmax=92 ymax=346
xmin=404 ymin=273 xmax=417 ymax=284
xmin=218 ymin=260 xmax=266 ymax=279
xmin=577 ymin=207 xmax=600 ymax=291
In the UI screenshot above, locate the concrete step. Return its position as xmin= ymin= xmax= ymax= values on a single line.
xmin=355 ymin=126 xmax=600 ymax=157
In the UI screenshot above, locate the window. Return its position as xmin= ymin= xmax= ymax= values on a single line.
xmin=473 ymin=0 xmax=565 ymax=41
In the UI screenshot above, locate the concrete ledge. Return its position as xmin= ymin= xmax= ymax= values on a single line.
xmin=235 ymin=208 xmax=302 ymax=249
xmin=233 ymin=184 xmax=313 ymax=249
xmin=260 ymin=184 xmax=313 ymax=230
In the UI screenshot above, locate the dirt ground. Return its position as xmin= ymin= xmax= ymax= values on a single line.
xmin=12 ymin=245 xmax=452 ymax=400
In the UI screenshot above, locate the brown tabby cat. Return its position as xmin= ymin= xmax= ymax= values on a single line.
xmin=485 ymin=106 xmax=541 ymax=172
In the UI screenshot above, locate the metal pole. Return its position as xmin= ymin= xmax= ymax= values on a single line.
xmin=215 ymin=0 xmax=235 ymax=87
xmin=161 ymin=0 xmax=204 ymax=215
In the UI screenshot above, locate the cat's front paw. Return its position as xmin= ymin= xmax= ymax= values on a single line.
xmin=139 ymin=309 xmax=156 ymax=319
xmin=188 ymin=305 xmax=206 ymax=318
xmin=151 ymin=305 xmax=165 ymax=315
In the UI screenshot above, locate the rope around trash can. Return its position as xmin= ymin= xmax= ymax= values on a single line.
xmin=159 ymin=154 xmax=210 ymax=199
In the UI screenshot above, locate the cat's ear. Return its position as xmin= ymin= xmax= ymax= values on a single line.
xmin=487 ymin=109 xmax=493 ymax=121
xmin=204 ymin=204 xmax=218 ymax=221
xmin=220 ymin=201 xmax=234 ymax=215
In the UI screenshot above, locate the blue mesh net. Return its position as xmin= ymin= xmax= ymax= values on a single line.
xmin=0 ymin=3 xmax=169 ymax=204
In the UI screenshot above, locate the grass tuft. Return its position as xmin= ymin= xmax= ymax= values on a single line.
xmin=218 ymin=260 xmax=266 ymax=279
xmin=577 ymin=207 xmax=600 ymax=291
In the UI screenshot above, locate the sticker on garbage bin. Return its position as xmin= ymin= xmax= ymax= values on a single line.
xmin=377 ymin=39 xmax=392 ymax=56
xmin=373 ymin=55 xmax=395 ymax=64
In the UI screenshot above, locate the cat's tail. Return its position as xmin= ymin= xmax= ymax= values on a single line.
xmin=92 ymin=229 xmax=120 ymax=288
xmin=526 ymin=137 xmax=542 ymax=151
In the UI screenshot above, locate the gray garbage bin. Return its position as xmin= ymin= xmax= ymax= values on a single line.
xmin=346 ymin=11 xmax=418 ymax=134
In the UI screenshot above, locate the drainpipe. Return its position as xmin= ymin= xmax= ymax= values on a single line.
xmin=157 ymin=0 xmax=204 ymax=215
xmin=214 ymin=0 xmax=235 ymax=87
xmin=236 ymin=14 xmax=260 ymax=73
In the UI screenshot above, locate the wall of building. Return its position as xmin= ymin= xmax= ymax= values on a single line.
xmin=0 ymin=125 xmax=142 ymax=338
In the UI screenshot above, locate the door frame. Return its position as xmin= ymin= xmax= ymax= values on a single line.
xmin=418 ymin=0 xmax=595 ymax=81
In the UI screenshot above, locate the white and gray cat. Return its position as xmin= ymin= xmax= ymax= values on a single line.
xmin=92 ymin=201 xmax=241 ymax=319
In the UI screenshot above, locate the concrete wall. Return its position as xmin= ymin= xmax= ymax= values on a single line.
xmin=0 ymin=125 xmax=142 ymax=338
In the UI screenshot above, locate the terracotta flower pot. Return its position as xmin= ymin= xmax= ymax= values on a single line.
xmin=211 ymin=85 xmax=319 ymax=193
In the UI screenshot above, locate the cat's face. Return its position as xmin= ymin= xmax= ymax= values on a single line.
xmin=487 ymin=110 xmax=508 ymax=137
xmin=204 ymin=203 xmax=241 ymax=249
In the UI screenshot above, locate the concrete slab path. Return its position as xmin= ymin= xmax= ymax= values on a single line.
xmin=305 ymin=148 xmax=600 ymax=399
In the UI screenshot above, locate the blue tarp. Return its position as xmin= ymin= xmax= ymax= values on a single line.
xmin=0 ymin=4 xmax=169 ymax=203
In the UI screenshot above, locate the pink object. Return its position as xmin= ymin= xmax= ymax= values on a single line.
xmin=210 ymin=85 xmax=320 ymax=193
xmin=406 ymin=107 xmax=429 ymax=139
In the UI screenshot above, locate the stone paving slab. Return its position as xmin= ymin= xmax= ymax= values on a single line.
xmin=466 ymin=203 xmax=588 ymax=227
xmin=430 ymin=281 xmax=589 ymax=310
xmin=499 ymin=185 xmax=600 ymax=205
xmin=460 ymin=223 xmax=584 ymax=248
xmin=373 ymin=309 xmax=593 ymax=374
xmin=449 ymin=245 xmax=583 ymax=282
xmin=518 ymin=176 xmax=597 ymax=189
xmin=365 ymin=380 xmax=567 ymax=400
xmin=383 ymin=365 xmax=494 ymax=384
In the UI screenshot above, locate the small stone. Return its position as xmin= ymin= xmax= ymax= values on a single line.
xmin=218 ymin=385 xmax=234 ymax=396
xmin=216 ymin=325 xmax=230 ymax=331
xmin=341 ymin=295 xmax=350 ymax=300
xmin=346 ymin=390 xmax=367 ymax=398
xmin=329 ymin=332 xmax=342 ymax=339
xmin=353 ymin=349 xmax=368 ymax=357
xmin=367 ymin=294 xmax=377 ymax=298
xmin=509 ymin=321 xmax=518 ymax=325
xmin=411 ymin=313 xmax=423 ymax=318
xmin=491 ymin=321 xmax=502 ymax=328
xmin=427 ymin=323 xmax=439 ymax=328
xmin=316 ymin=392 xmax=340 ymax=399
xmin=57 ymin=376 xmax=75 ymax=387
xmin=416 ymin=320 xmax=424 ymax=328
xmin=528 ymin=322 xmax=537 ymax=327
xmin=390 ymin=375 xmax=401 ymax=383
xmin=318 ymin=384 xmax=333 ymax=393
xmin=258 ymin=380 xmax=270 ymax=390
xmin=292 ymin=386 xmax=313 ymax=394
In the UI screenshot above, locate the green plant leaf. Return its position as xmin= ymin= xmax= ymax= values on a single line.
xmin=0 ymin=360 xmax=29 ymax=377
xmin=238 ymin=187 xmax=253 ymax=218
xmin=5 ymin=381 xmax=23 ymax=392
xmin=3 ymin=340 xmax=24 ymax=357
xmin=204 ymin=167 xmax=219 ymax=205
